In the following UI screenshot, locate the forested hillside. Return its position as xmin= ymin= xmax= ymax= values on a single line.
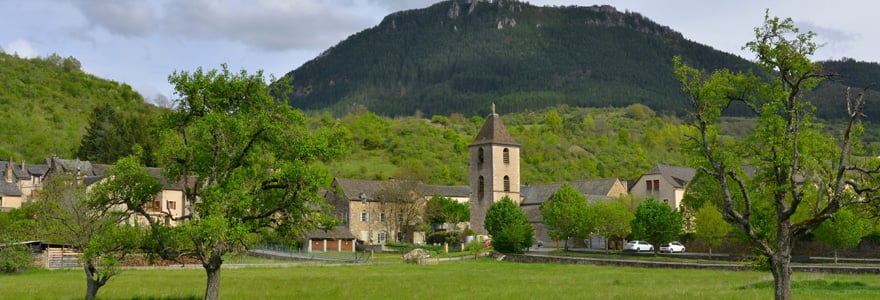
xmin=0 ymin=52 xmax=161 ymax=163
xmin=277 ymin=0 xmax=755 ymax=118
xmin=276 ymin=0 xmax=880 ymax=124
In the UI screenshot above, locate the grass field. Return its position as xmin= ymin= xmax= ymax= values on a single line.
xmin=3 ymin=259 xmax=880 ymax=299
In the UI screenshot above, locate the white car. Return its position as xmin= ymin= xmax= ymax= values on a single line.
xmin=624 ymin=240 xmax=653 ymax=252
xmin=660 ymin=241 xmax=686 ymax=253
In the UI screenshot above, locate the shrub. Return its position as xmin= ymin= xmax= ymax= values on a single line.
xmin=0 ymin=244 xmax=33 ymax=273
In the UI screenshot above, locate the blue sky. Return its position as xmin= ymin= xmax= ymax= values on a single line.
xmin=2 ymin=0 xmax=877 ymax=105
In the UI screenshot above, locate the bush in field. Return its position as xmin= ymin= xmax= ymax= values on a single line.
xmin=0 ymin=241 xmax=32 ymax=273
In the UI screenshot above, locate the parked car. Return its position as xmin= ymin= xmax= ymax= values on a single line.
xmin=624 ymin=240 xmax=653 ymax=252
xmin=660 ymin=241 xmax=686 ymax=253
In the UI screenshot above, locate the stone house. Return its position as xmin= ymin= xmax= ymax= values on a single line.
xmin=628 ymin=164 xmax=696 ymax=210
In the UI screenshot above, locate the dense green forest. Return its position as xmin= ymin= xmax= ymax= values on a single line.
xmin=276 ymin=0 xmax=880 ymax=122
xmin=0 ymin=52 xmax=162 ymax=163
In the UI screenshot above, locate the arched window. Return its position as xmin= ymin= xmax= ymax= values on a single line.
xmin=478 ymin=148 xmax=484 ymax=166
xmin=503 ymin=175 xmax=510 ymax=192
xmin=478 ymin=176 xmax=485 ymax=200
xmin=503 ymin=148 xmax=510 ymax=164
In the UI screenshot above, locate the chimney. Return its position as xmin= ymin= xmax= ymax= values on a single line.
xmin=5 ymin=158 xmax=11 ymax=183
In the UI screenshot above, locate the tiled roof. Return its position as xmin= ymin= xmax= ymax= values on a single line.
xmin=418 ymin=184 xmax=470 ymax=198
xmin=469 ymin=113 xmax=519 ymax=147
xmin=520 ymin=179 xmax=619 ymax=206
xmin=333 ymin=178 xmax=471 ymax=201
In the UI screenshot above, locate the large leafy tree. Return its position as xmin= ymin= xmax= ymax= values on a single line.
xmin=675 ymin=12 xmax=880 ymax=300
xmin=485 ymin=196 xmax=533 ymax=253
xmin=540 ymin=183 xmax=592 ymax=250
xmin=592 ymin=199 xmax=634 ymax=253
xmin=150 ymin=65 xmax=346 ymax=300
xmin=631 ymin=198 xmax=683 ymax=254
xmin=694 ymin=203 xmax=732 ymax=258
xmin=375 ymin=179 xmax=424 ymax=243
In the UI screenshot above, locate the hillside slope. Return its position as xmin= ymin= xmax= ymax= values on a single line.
xmin=0 ymin=52 xmax=158 ymax=162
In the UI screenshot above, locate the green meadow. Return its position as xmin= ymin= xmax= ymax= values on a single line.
xmin=3 ymin=259 xmax=880 ymax=299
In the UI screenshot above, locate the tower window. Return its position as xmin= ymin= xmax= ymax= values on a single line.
xmin=503 ymin=176 xmax=510 ymax=192
xmin=478 ymin=148 xmax=484 ymax=166
xmin=503 ymin=148 xmax=510 ymax=164
xmin=478 ymin=176 xmax=485 ymax=200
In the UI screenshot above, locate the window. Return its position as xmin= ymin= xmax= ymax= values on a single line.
xmin=503 ymin=148 xmax=510 ymax=164
xmin=397 ymin=213 xmax=403 ymax=223
xmin=32 ymin=175 xmax=40 ymax=185
xmin=478 ymin=176 xmax=485 ymax=200
xmin=166 ymin=200 xmax=176 ymax=210
xmin=150 ymin=199 xmax=161 ymax=211
xmin=380 ymin=212 xmax=386 ymax=222
xmin=478 ymin=148 xmax=484 ymax=166
xmin=379 ymin=231 xmax=387 ymax=243
xmin=646 ymin=179 xmax=659 ymax=192
xmin=360 ymin=212 xmax=369 ymax=222
xmin=503 ymin=175 xmax=510 ymax=192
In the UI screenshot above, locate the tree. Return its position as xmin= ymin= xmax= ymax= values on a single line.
xmin=675 ymin=12 xmax=880 ymax=300
xmin=146 ymin=65 xmax=345 ymax=300
xmin=39 ymin=167 xmax=153 ymax=300
xmin=592 ymin=200 xmax=634 ymax=253
xmin=812 ymin=208 xmax=871 ymax=263
xmin=77 ymin=103 xmax=159 ymax=166
xmin=0 ymin=234 xmax=32 ymax=273
xmin=375 ymin=179 xmax=425 ymax=243
xmin=425 ymin=195 xmax=470 ymax=225
xmin=694 ymin=203 xmax=732 ymax=258
xmin=484 ymin=196 xmax=533 ymax=253
xmin=631 ymin=198 xmax=683 ymax=254
xmin=540 ymin=183 xmax=592 ymax=250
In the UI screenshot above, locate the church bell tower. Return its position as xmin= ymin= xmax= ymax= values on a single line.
xmin=468 ymin=104 xmax=521 ymax=234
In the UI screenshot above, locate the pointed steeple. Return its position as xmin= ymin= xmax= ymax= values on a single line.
xmin=470 ymin=107 xmax=519 ymax=147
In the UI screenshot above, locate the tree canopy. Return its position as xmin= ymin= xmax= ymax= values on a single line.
xmin=631 ymin=198 xmax=683 ymax=254
xmin=540 ymin=183 xmax=592 ymax=249
xmin=485 ymin=196 xmax=533 ymax=253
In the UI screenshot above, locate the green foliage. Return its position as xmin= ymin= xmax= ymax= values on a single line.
xmin=425 ymin=195 xmax=470 ymax=224
xmin=485 ymin=197 xmax=533 ymax=253
xmin=152 ymin=64 xmax=347 ymax=299
xmin=77 ymin=103 xmax=161 ymax=166
xmin=592 ymin=199 xmax=635 ymax=250
xmin=540 ymin=183 xmax=592 ymax=249
xmin=0 ymin=52 xmax=160 ymax=162
xmin=631 ymin=198 xmax=684 ymax=253
xmin=465 ymin=240 xmax=487 ymax=257
xmin=813 ymin=208 xmax=871 ymax=262
xmin=694 ymin=203 xmax=732 ymax=256
xmin=0 ymin=235 xmax=32 ymax=273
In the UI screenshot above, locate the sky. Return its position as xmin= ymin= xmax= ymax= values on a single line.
xmin=2 ymin=0 xmax=878 ymax=105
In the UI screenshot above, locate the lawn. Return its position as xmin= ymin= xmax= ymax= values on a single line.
xmin=3 ymin=259 xmax=880 ymax=299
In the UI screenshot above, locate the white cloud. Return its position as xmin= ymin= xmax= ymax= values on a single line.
xmin=4 ymin=39 xmax=38 ymax=58
xmin=70 ymin=0 xmax=156 ymax=36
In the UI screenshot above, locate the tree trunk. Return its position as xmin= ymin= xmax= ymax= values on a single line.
xmin=769 ymin=253 xmax=793 ymax=300
xmin=204 ymin=255 xmax=223 ymax=300
xmin=83 ymin=264 xmax=106 ymax=300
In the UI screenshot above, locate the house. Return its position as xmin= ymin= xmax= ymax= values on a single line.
xmin=323 ymin=177 xmax=470 ymax=245
xmin=629 ymin=164 xmax=696 ymax=210
xmin=519 ymin=179 xmax=629 ymax=248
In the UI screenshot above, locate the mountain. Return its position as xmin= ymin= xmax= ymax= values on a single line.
xmin=0 ymin=52 xmax=160 ymax=163
xmin=276 ymin=0 xmax=756 ymax=117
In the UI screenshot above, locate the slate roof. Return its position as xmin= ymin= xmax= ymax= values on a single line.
xmin=333 ymin=178 xmax=385 ymax=201
xmin=418 ymin=184 xmax=470 ymax=198
xmin=469 ymin=113 xmax=519 ymax=147
xmin=644 ymin=164 xmax=696 ymax=188
xmin=520 ymin=179 xmax=620 ymax=206
xmin=305 ymin=225 xmax=357 ymax=239
xmin=0 ymin=180 xmax=21 ymax=196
